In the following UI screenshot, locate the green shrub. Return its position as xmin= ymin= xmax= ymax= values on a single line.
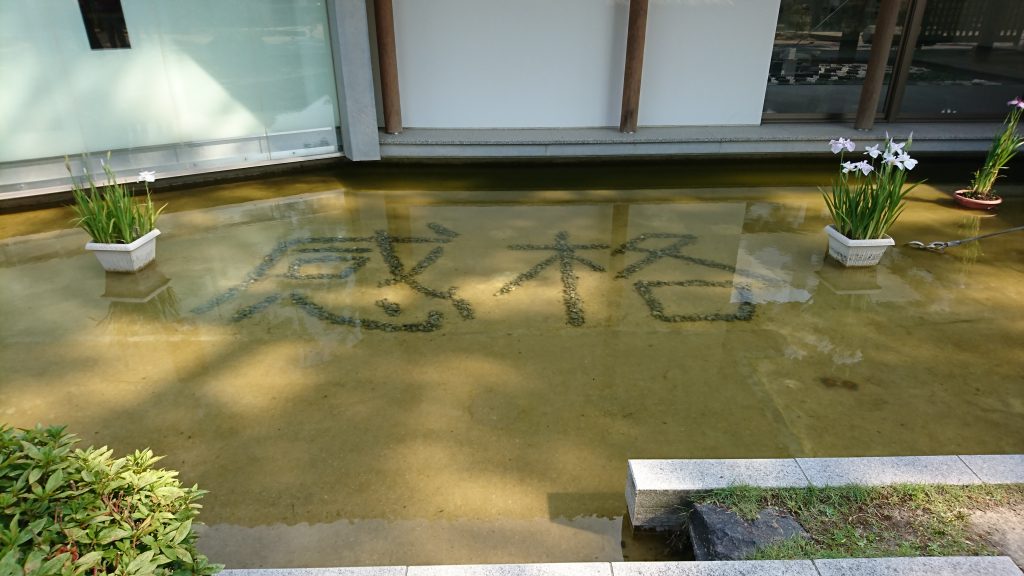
xmin=0 ymin=425 xmax=221 ymax=576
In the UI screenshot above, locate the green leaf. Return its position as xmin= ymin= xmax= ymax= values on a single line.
xmin=45 ymin=469 xmax=64 ymax=494
xmin=74 ymin=550 xmax=104 ymax=568
xmin=98 ymin=527 xmax=132 ymax=545
xmin=126 ymin=550 xmax=155 ymax=574
xmin=172 ymin=546 xmax=191 ymax=564
xmin=171 ymin=519 xmax=192 ymax=545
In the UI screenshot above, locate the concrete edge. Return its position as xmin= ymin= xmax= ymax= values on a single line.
xmin=813 ymin=555 xmax=1023 ymax=576
xmin=627 ymin=455 xmax=1024 ymax=529
xmin=219 ymin=557 xmax=1023 ymax=576
xmin=959 ymin=455 xmax=1024 ymax=484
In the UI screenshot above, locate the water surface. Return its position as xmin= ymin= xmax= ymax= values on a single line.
xmin=1 ymin=165 xmax=1022 ymax=567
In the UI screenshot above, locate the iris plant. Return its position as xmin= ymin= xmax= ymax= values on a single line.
xmin=823 ymin=137 xmax=920 ymax=240
xmin=67 ymin=155 xmax=165 ymax=244
xmin=967 ymin=97 xmax=1024 ymax=199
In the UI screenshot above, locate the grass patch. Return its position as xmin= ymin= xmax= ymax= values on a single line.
xmin=692 ymin=483 xmax=1024 ymax=560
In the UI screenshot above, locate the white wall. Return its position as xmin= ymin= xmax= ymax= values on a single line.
xmin=392 ymin=0 xmax=780 ymax=128
xmin=0 ymin=0 xmax=337 ymax=163
xmin=392 ymin=0 xmax=628 ymax=129
xmin=640 ymin=0 xmax=781 ymax=126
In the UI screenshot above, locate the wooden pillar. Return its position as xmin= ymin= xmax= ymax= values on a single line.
xmin=374 ymin=0 xmax=402 ymax=134
xmin=884 ymin=0 xmax=927 ymax=122
xmin=619 ymin=0 xmax=649 ymax=133
xmin=854 ymin=0 xmax=902 ymax=130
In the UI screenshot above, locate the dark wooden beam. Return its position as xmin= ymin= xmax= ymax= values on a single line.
xmin=374 ymin=0 xmax=402 ymax=134
xmin=884 ymin=0 xmax=927 ymax=122
xmin=854 ymin=0 xmax=902 ymax=129
xmin=619 ymin=0 xmax=649 ymax=133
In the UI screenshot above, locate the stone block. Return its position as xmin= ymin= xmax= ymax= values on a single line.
xmin=629 ymin=460 xmax=809 ymax=492
xmin=959 ymin=455 xmax=1024 ymax=484
xmin=408 ymin=563 xmax=611 ymax=576
xmin=812 ymin=556 xmax=1022 ymax=576
xmin=796 ymin=456 xmax=981 ymax=487
xmin=221 ymin=569 xmax=406 ymax=576
xmin=610 ymin=560 xmax=818 ymax=575
xmin=627 ymin=459 xmax=809 ymax=528
xmin=689 ymin=504 xmax=808 ymax=561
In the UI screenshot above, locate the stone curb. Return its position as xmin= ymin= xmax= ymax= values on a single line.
xmin=627 ymin=455 xmax=1024 ymax=529
xmin=221 ymin=557 xmax=1024 ymax=576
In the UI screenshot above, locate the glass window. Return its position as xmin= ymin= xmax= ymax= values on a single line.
xmin=0 ymin=0 xmax=339 ymax=187
xmin=895 ymin=0 xmax=1024 ymax=119
xmin=763 ymin=0 xmax=905 ymax=118
xmin=78 ymin=0 xmax=130 ymax=50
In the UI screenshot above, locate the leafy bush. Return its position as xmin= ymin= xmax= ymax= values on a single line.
xmin=0 ymin=425 xmax=221 ymax=576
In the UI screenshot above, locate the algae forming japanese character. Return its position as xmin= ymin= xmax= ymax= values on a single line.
xmin=612 ymin=232 xmax=760 ymax=323
xmin=495 ymin=231 xmax=609 ymax=327
xmin=190 ymin=223 xmax=471 ymax=332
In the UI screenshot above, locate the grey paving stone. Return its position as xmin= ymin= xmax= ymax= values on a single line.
xmin=629 ymin=459 xmax=810 ymax=492
xmin=611 ymin=560 xmax=818 ymax=576
xmin=222 ymin=569 xmax=406 ymax=576
xmin=627 ymin=459 xmax=809 ymax=528
xmin=813 ymin=556 xmax=1022 ymax=576
xmin=796 ymin=456 xmax=982 ymax=487
xmin=960 ymin=455 xmax=1024 ymax=484
xmin=408 ymin=563 xmax=611 ymax=576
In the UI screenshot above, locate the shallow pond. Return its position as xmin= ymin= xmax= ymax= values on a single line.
xmin=1 ymin=162 xmax=1022 ymax=567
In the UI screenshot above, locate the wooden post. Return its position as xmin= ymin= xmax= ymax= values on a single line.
xmin=884 ymin=0 xmax=927 ymax=122
xmin=374 ymin=0 xmax=402 ymax=134
xmin=854 ymin=0 xmax=902 ymax=129
xmin=619 ymin=0 xmax=649 ymax=133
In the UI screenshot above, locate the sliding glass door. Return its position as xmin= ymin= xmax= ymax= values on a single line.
xmin=764 ymin=0 xmax=1023 ymax=121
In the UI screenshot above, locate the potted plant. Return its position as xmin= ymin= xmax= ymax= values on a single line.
xmin=68 ymin=158 xmax=165 ymax=273
xmin=955 ymin=97 xmax=1024 ymax=209
xmin=821 ymin=136 xmax=920 ymax=267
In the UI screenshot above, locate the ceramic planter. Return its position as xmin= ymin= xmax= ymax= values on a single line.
xmin=86 ymin=229 xmax=160 ymax=273
xmin=824 ymin=225 xmax=894 ymax=267
xmin=953 ymin=189 xmax=1002 ymax=210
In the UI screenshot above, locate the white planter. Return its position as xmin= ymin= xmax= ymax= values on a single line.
xmin=824 ymin=225 xmax=894 ymax=267
xmin=86 ymin=229 xmax=161 ymax=273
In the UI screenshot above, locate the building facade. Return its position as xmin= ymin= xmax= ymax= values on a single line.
xmin=1 ymin=0 xmax=1022 ymax=198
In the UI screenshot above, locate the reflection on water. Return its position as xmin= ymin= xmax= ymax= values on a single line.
xmin=100 ymin=267 xmax=181 ymax=333
xmin=0 ymin=171 xmax=1022 ymax=568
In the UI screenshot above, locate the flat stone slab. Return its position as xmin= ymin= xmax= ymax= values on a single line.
xmin=960 ymin=455 xmax=1024 ymax=484
xmin=812 ymin=556 xmax=1023 ymax=576
xmin=627 ymin=459 xmax=809 ymax=528
xmin=629 ymin=460 xmax=809 ymax=492
xmin=611 ymin=560 xmax=817 ymax=575
xmin=222 ymin=569 xmax=406 ymax=576
xmin=408 ymin=563 xmax=611 ymax=576
xmin=796 ymin=456 xmax=981 ymax=487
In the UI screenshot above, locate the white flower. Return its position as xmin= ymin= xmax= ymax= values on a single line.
xmin=864 ymin=144 xmax=882 ymax=159
xmin=1009 ymin=97 xmax=1024 ymax=109
xmin=882 ymin=151 xmax=897 ymax=166
xmin=898 ymin=153 xmax=917 ymax=170
xmin=830 ymin=138 xmax=855 ymax=154
xmin=887 ymin=139 xmax=906 ymax=154
xmin=137 ymin=170 xmax=157 ymax=183
xmin=841 ymin=160 xmax=874 ymax=175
